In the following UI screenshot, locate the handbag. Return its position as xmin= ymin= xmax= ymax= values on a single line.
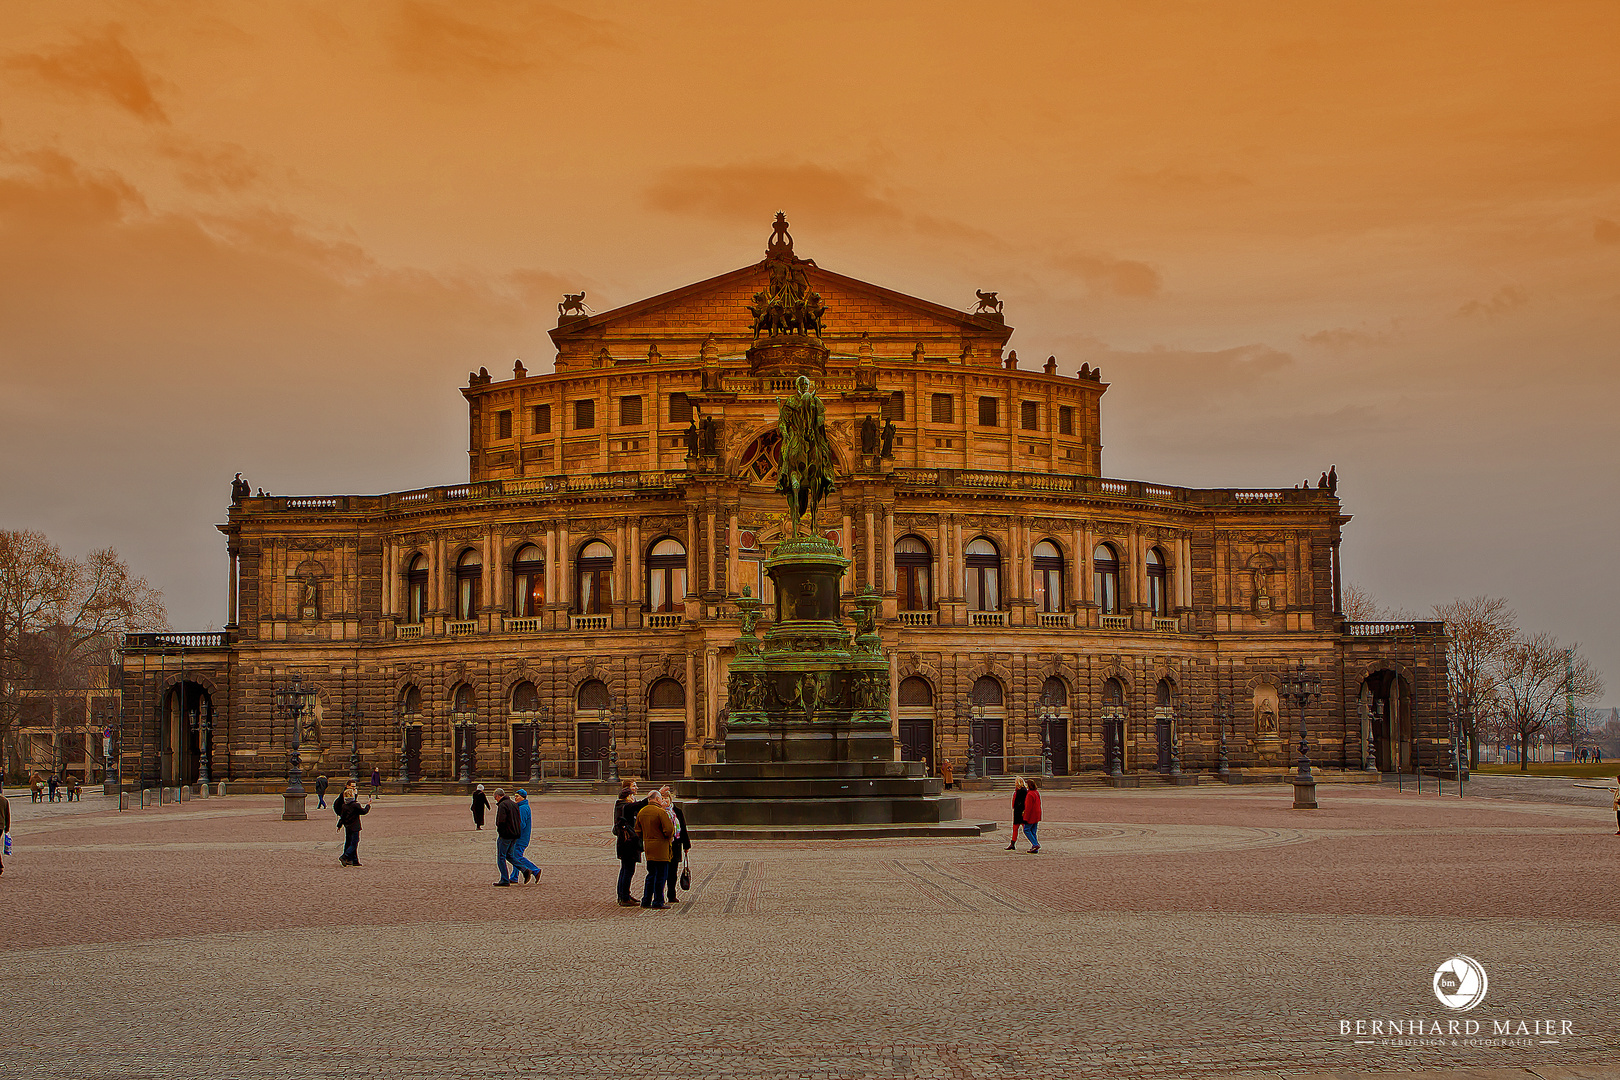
xmin=679 ymin=861 xmax=691 ymax=891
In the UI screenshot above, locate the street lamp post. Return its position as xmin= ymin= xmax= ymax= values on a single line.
xmin=345 ymin=702 xmax=362 ymax=786
xmin=456 ymin=715 xmax=472 ymax=784
xmin=969 ymin=704 xmax=985 ymax=780
xmin=1281 ymin=661 xmax=1322 ymax=810
xmin=528 ymin=706 xmax=543 ymax=785
xmin=1216 ymin=694 xmax=1231 ymax=780
xmin=1365 ymin=699 xmax=1382 ymax=773
xmin=275 ymin=674 xmax=317 ymax=821
xmin=397 ymin=707 xmax=410 ymax=785
xmin=1107 ymin=706 xmax=1124 ymax=778
xmin=1168 ymin=704 xmax=1182 ymax=777
xmin=198 ymin=701 xmax=213 ymax=788
xmin=1038 ymin=701 xmax=1054 ymax=779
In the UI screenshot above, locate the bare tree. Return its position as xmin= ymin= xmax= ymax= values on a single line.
xmin=0 ymin=531 xmax=165 ymax=780
xmin=1342 ymin=582 xmax=1380 ymax=622
xmin=1491 ymin=632 xmax=1603 ymax=770
xmin=1432 ymin=595 xmax=1517 ymax=768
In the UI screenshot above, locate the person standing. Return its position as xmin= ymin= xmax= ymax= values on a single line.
xmin=1022 ymin=778 xmax=1042 ymax=854
xmin=315 ymin=774 xmax=329 ymax=810
xmin=613 ymin=781 xmax=650 ymax=906
xmin=337 ymin=782 xmax=370 ymax=866
xmin=470 ymin=784 xmax=489 ymax=830
xmin=510 ymin=789 xmax=541 ymax=884
xmin=635 ymin=791 xmax=675 ymax=909
xmin=0 ymin=786 xmax=11 ymax=876
xmin=941 ymin=756 xmax=954 ymax=790
xmin=665 ymin=789 xmax=690 ymax=904
xmin=492 ymin=788 xmax=523 ymax=886
xmin=48 ymin=774 xmax=59 ymax=802
xmin=370 ymin=766 xmax=382 ymax=798
xmin=1006 ymin=776 xmax=1028 ymax=851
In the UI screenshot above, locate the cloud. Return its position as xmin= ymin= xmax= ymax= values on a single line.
xmin=1050 ymin=252 xmax=1162 ymax=298
xmin=1596 ymin=218 xmax=1620 ymax=245
xmin=1453 ymin=285 xmax=1528 ymax=319
xmin=645 ymin=161 xmax=1000 ymax=247
xmin=155 ymin=137 xmax=265 ymax=194
xmin=5 ymin=26 xmax=169 ymax=123
xmin=1302 ymin=325 xmax=1392 ymax=351
xmin=388 ymin=0 xmax=613 ymax=77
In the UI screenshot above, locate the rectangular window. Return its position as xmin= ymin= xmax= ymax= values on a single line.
xmin=1058 ymin=405 xmax=1073 ymax=436
xmin=497 ymin=410 xmax=512 ymax=440
xmin=1020 ymin=401 xmax=1039 ymax=431
xmin=930 ymin=393 xmax=953 ymax=424
xmin=532 ymin=403 xmax=551 ymax=434
xmin=978 ymin=396 xmax=999 ymax=427
xmin=620 ymin=395 xmax=643 ymax=426
xmin=669 ymin=392 xmax=693 ymax=423
xmin=882 ymin=391 xmax=905 ymax=422
xmin=574 ymin=399 xmax=595 ymax=429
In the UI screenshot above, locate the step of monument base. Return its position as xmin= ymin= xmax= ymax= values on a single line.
xmin=692 ymin=760 xmax=925 ymax=780
xmin=681 ymin=777 xmax=944 ymax=799
xmin=686 ymin=821 xmax=998 ymax=840
xmin=679 ymin=793 xmax=963 ymax=827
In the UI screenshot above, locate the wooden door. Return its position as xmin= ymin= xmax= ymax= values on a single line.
xmin=1155 ymin=712 xmax=1173 ymax=771
xmin=1044 ymin=719 xmax=1069 ymax=775
xmin=972 ymin=718 xmax=1005 ymax=774
xmin=898 ymin=717 xmax=934 ymax=774
xmin=511 ymin=724 xmax=534 ymax=780
xmin=577 ymin=722 xmax=609 ymax=779
xmin=404 ymin=726 xmax=422 ymax=781
xmin=648 ymin=722 xmax=685 ymax=781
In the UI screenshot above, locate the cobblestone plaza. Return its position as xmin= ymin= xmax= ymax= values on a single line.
xmin=3 ymin=779 xmax=1616 ymax=1079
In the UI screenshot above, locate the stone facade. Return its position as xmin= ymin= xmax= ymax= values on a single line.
xmin=119 ymin=228 xmax=1448 ymax=789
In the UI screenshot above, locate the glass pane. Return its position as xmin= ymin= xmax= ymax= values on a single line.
xmin=597 ymin=570 xmax=613 ymax=611
xmin=896 ymin=535 xmax=929 ymax=555
xmin=651 ymin=538 xmax=685 ymax=558
xmin=1146 ymin=547 xmax=1164 ymax=567
xmin=1033 ymin=540 xmax=1058 ymax=559
xmin=1033 ymin=570 xmax=1047 ymax=611
xmin=650 ymin=571 xmax=666 ymax=613
xmin=966 ymin=538 xmax=996 ymax=556
xmin=578 ymin=571 xmax=594 ymax=613
xmin=582 ymin=541 xmax=612 ymax=559
xmin=965 ymin=569 xmax=981 ymax=611
xmin=917 ymin=569 xmax=930 ymax=609
xmin=672 ymin=567 xmax=686 ymax=601
xmin=984 ymin=567 xmax=999 ymax=610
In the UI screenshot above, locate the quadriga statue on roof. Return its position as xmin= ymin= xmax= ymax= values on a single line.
xmin=776 ymin=375 xmax=836 ymax=540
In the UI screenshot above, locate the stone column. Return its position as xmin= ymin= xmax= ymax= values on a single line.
xmin=544 ymin=523 xmax=557 ymax=622
xmin=706 ymin=504 xmax=717 ymax=594
xmin=882 ymin=505 xmax=896 ymax=595
xmin=727 ymin=509 xmax=740 ymax=597
xmin=686 ymin=650 xmax=699 ymax=741
xmin=614 ymin=519 xmax=627 ymax=627
xmin=557 ymin=522 xmax=570 ymax=624
xmin=864 ymin=503 xmax=876 ymax=590
xmin=227 ymin=547 xmax=239 ymax=627
xmin=629 ymin=520 xmax=642 ymax=607
xmin=1079 ymin=522 xmax=1094 ymax=607
xmin=431 ymin=534 xmax=445 ymax=615
xmin=483 ymin=529 xmax=496 ymax=619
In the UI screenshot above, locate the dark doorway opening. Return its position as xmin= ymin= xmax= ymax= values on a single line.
xmin=648 ymin=722 xmax=685 ymax=781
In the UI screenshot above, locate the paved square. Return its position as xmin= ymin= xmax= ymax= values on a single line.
xmin=2 ymin=778 xmax=1616 ymax=1079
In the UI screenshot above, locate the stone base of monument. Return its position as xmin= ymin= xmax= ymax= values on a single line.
xmin=678 ymin=759 xmax=997 ymax=839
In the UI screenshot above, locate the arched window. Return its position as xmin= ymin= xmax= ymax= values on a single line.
xmin=1093 ymin=543 xmax=1121 ymax=615
xmin=576 ymin=541 xmax=614 ymax=615
xmin=452 ymin=684 xmax=475 ymax=715
xmin=648 ymin=678 xmax=684 ymax=710
xmin=576 ymin=679 xmax=610 ymax=711
xmin=406 ymin=554 xmax=428 ymax=624
xmin=1040 ymin=676 xmax=1068 ymax=707
xmin=400 ymin=685 xmax=422 ymax=717
xmin=1103 ymin=677 xmax=1124 ymax=707
xmin=964 ymin=538 xmax=1001 ymax=612
xmin=455 ymin=548 xmax=482 ymax=620
xmin=1147 ymin=546 xmax=1169 ymax=617
xmin=511 ymin=681 xmax=540 ymax=714
xmin=1033 ymin=540 xmax=1064 ymax=613
xmin=647 ymin=538 xmax=687 ymax=614
xmin=895 ymin=535 xmax=933 ymax=611
xmin=898 ymin=676 xmax=933 ymax=706
xmin=511 ymin=544 xmax=545 ymax=617
xmin=971 ymin=676 xmax=1004 ymax=706
xmin=1156 ymin=678 xmax=1173 ymax=708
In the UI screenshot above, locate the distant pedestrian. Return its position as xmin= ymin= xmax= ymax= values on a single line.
xmin=471 ymin=784 xmax=489 ymax=830
xmin=47 ymin=775 xmax=60 ymax=802
xmin=370 ymin=766 xmax=381 ymax=798
xmin=1022 ymin=778 xmax=1042 ymax=853
xmin=1613 ymin=775 xmax=1619 ymax=836
xmin=492 ymin=789 xmax=524 ymax=886
xmin=510 ymin=789 xmax=541 ymax=884
xmin=665 ymin=788 xmax=690 ymax=903
xmin=613 ymin=781 xmax=650 ymax=907
xmin=1 ymin=786 xmax=11 ymax=876
xmin=635 ymin=791 xmax=675 ymax=909
xmin=30 ymin=774 xmax=43 ymax=803
xmin=337 ymin=782 xmax=370 ymax=866
xmin=315 ymin=774 xmax=329 ymax=810
xmin=941 ymin=757 xmax=954 ymax=789
xmin=1006 ymin=776 xmax=1028 ymax=851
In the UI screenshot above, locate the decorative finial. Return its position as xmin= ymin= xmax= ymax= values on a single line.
xmin=767 ymin=211 xmax=794 ymax=259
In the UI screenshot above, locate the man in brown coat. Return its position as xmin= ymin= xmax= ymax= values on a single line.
xmin=1 ymin=786 xmax=11 ymax=875
xmin=635 ymin=792 xmax=675 ymax=909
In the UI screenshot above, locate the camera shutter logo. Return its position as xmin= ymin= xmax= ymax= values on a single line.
xmin=1432 ymin=955 xmax=1488 ymax=1011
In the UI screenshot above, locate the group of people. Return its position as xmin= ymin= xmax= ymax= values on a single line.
xmin=1008 ymin=776 xmax=1042 ymax=853
xmin=487 ymin=787 xmax=541 ymax=885
xmin=315 ymin=770 xmax=382 ymax=810
xmin=29 ymin=774 xmax=82 ymax=803
xmin=613 ymin=781 xmax=691 ymax=909
xmin=1577 ymin=746 xmax=1605 ymax=764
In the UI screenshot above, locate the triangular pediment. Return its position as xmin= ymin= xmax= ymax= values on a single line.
xmin=548 ymin=260 xmax=1012 ymax=368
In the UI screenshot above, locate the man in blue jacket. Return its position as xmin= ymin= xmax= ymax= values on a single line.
xmin=510 ymin=789 xmax=542 ymax=884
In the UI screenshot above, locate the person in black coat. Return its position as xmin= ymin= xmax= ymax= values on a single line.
xmin=470 ymin=784 xmax=489 ymax=830
xmin=336 ymin=783 xmax=370 ymax=866
xmin=666 ymin=791 xmax=692 ymax=903
xmin=613 ymin=781 xmax=651 ymax=907
xmin=315 ymin=774 xmax=329 ymax=810
xmin=1007 ymin=776 xmax=1028 ymax=851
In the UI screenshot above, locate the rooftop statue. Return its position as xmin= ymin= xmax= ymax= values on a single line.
xmin=776 ymin=375 xmax=836 ymax=539
xmin=749 ymin=213 xmax=826 ymax=338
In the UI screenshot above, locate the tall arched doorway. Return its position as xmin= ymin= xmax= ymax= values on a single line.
xmin=575 ymin=679 xmax=611 ymax=779
xmin=646 ymin=678 xmax=686 ymax=781
xmin=1039 ymin=676 xmax=1070 ymax=776
xmin=1102 ymin=677 xmax=1126 ymax=773
xmin=970 ymin=676 xmax=1005 ymax=774
xmin=1360 ymin=670 xmax=1414 ymax=772
xmin=897 ymin=676 xmax=935 ymax=774
xmin=1154 ymin=679 xmax=1175 ymax=772
xmin=162 ymin=681 xmax=212 ymax=786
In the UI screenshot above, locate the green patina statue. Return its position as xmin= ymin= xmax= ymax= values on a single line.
xmin=776 ymin=375 xmax=836 ymax=539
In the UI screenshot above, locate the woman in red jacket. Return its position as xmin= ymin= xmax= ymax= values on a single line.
xmin=1021 ymin=779 xmax=1042 ymax=853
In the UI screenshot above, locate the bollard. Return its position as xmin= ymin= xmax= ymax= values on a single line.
xmin=119 ymin=791 xmax=130 ymax=811
xmin=217 ymin=782 xmax=227 ymax=797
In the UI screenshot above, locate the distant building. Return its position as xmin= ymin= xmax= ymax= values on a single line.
xmin=120 ymin=220 xmax=1447 ymax=788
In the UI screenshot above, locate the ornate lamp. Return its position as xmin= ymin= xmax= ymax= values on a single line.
xmin=1216 ymin=694 xmax=1231 ymax=780
xmin=1168 ymin=703 xmax=1182 ymax=777
xmin=456 ymin=714 xmax=472 ymax=785
xmin=1037 ymin=701 xmax=1054 ymax=778
xmin=345 ymin=701 xmax=362 ymax=785
xmin=198 ymin=700 xmax=213 ymax=788
xmin=528 ymin=705 xmax=543 ymax=785
xmin=275 ymin=674 xmax=318 ymax=821
xmin=397 ymin=705 xmax=411 ymax=786
xmin=1281 ymin=661 xmax=1322 ymax=809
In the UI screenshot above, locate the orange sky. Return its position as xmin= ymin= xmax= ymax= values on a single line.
xmin=2 ymin=1 xmax=1617 ymax=701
